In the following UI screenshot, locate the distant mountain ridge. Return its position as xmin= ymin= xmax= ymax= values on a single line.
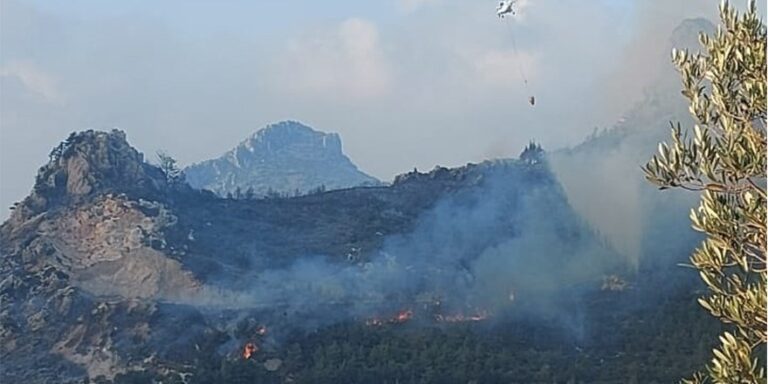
xmin=184 ymin=121 xmax=379 ymax=196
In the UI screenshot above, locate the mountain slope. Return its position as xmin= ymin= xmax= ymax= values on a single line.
xmin=184 ymin=121 xmax=379 ymax=197
xmin=0 ymin=130 xmax=628 ymax=383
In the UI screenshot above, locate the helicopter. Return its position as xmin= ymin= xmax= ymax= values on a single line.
xmin=496 ymin=1 xmax=535 ymax=106
xmin=496 ymin=0 xmax=516 ymax=18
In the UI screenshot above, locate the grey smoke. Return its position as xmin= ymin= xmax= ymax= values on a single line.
xmin=182 ymin=163 xmax=619 ymax=331
xmin=548 ymin=16 xmax=718 ymax=268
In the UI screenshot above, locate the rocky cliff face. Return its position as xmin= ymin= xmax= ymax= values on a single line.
xmin=0 ymin=131 xmax=201 ymax=381
xmin=184 ymin=121 xmax=379 ymax=197
xmin=7 ymin=130 xmax=167 ymax=225
xmin=0 ymin=129 xmax=613 ymax=383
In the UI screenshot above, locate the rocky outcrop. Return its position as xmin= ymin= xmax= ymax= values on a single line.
xmin=184 ymin=121 xmax=379 ymax=197
xmin=0 ymin=130 xmax=202 ymax=382
xmin=7 ymin=130 xmax=168 ymax=227
xmin=39 ymin=196 xmax=200 ymax=299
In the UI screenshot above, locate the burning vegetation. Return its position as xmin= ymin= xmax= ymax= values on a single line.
xmin=239 ymin=323 xmax=268 ymax=360
xmin=366 ymin=309 xmax=414 ymax=327
xmin=395 ymin=309 xmax=414 ymax=323
xmin=243 ymin=343 xmax=258 ymax=359
xmin=365 ymin=307 xmax=491 ymax=327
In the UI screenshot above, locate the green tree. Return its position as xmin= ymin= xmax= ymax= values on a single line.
xmin=157 ymin=150 xmax=185 ymax=186
xmin=643 ymin=1 xmax=766 ymax=382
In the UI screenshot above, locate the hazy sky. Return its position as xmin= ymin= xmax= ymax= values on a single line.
xmin=0 ymin=0 xmax=736 ymax=218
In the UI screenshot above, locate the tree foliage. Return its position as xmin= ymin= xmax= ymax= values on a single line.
xmin=520 ymin=141 xmax=545 ymax=165
xmin=111 ymin=290 xmax=721 ymax=384
xmin=643 ymin=1 xmax=766 ymax=382
xmin=157 ymin=150 xmax=185 ymax=186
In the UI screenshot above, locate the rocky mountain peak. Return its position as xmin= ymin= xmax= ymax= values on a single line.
xmin=11 ymin=129 xmax=165 ymax=221
xmin=184 ymin=121 xmax=379 ymax=197
xmin=246 ymin=120 xmax=343 ymax=155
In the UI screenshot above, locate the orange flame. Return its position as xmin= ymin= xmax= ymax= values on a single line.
xmin=365 ymin=308 xmax=490 ymax=327
xmin=394 ymin=309 xmax=413 ymax=323
xmin=243 ymin=343 xmax=258 ymax=359
xmin=365 ymin=309 xmax=414 ymax=327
